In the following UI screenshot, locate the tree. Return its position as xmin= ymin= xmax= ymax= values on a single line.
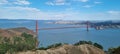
xmin=74 ymin=40 xmax=103 ymax=50
xmin=74 ymin=40 xmax=93 ymax=46
xmin=47 ymin=43 xmax=63 ymax=49
xmin=21 ymin=32 xmax=33 ymax=38
xmin=108 ymin=46 xmax=120 ymax=54
xmin=93 ymin=43 xmax=103 ymax=49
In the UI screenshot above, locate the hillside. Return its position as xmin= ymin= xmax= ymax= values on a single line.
xmin=0 ymin=27 xmax=36 ymax=37
xmin=17 ymin=44 xmax=105 ymax=54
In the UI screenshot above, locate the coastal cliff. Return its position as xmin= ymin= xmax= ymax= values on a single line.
xmin=0 ymin=27 xmax=36 ymax=37
xmin=17 ymin=44 xmax=105 ymax=54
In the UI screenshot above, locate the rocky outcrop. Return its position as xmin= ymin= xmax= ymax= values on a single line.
xmin=17 ymin=44 xmax=105 ymax=54
xmin=0 ymin=27 xmax=36 ymax=37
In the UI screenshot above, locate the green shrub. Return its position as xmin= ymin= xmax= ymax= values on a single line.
xmin=108 ymin=46 xmax=120 ymax=54
xmin=74 ymin=40 xmax=103 ymax=49
xmin=38 ymin=47 xmax=47 ymax=50
xmin=0 ymin=32 xmax=37 ymax=54
xmin=0 ymin=43 xmax=12 ymax=54
xmin=74 ymin=40 xmax=93 ymax=46
xmin=47 ymin=43 xmax=63 ymax=49
xmin=38 ymin=43 xmax=64 ymax=50
xmin=94 ymin=43 xmax=103 ymax=50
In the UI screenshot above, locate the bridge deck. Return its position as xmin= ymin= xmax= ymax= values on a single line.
xmin=38 ymin=26 xmax=91 ymax=30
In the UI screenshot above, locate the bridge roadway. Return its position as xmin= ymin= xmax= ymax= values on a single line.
xmin=37 ymin=25 xmax=91 ymax=30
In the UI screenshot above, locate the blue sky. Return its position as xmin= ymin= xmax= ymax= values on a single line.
xmin=0 ymin=0 xmax=120 ymax=20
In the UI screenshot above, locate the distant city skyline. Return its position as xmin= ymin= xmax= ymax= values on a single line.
xmin=0 ymin=0 xmax=120 ymax=20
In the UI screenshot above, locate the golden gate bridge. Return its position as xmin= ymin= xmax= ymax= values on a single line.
xmin=35 ymin=20 xmax=91 ymax=35
xmin=35 ymin=20 xmax=91 ymax=48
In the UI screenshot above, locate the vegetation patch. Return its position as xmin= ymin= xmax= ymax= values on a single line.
xmin=74 ymin=40 xmax=103 ymax=50
xmin=0 ymin=33 xmax=37 ymax=54
xmin=108 ymin=46 xmax=120 ymax=54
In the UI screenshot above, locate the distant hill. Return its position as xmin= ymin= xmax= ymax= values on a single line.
xmin=0 ymin=27 xmax=36 ymax=37
xmin=17 ymin=44 xmax=105 ymax=54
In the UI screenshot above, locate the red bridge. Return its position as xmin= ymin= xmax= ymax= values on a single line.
xmin=38 ymin=26 xmax=90 ymax=30
xmin=35 ymin=20 xmax=90 ymax=35
xmin=35 ymin=20 xmax=91 ymax=48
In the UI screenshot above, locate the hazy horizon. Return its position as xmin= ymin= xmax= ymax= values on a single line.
xmin=0 ymin=18 xmax=120 ymax=21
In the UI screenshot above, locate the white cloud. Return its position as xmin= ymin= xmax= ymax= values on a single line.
xmin=83 ymin=5 xmax=93 ymax=8
xmin=0 ymin=0 xmax=8 ymax=5
xmin=74 ymin=0 xmax=89 ymax=2
xmin=55 ymin=0 xmax=65 ymax=3
xmin=46 ymin=0 xmax=70 ymax=6
xmin=46 ymin=2 xmax=54 ymax=6
xmin=0 ymin=6 xmax=43 ymax=19
xmin=94 ymin=1 xmax=102 ymax=4
xmin=13 ymin=0 xmax=30 ymax=5
xmin=0 ymin=6 xmax=72 ymax=20
xmin=0 ymin=6 xmax=120 ymax=20
xmin=107 ymin=11 xmax=120 ymax=15
xmin=80 ymin=0 xmax=88 ymax=2
xmin=0 ymin=0 xmax=30 ymax=6
xmin=0 ymin=0 xmax=120 ymax=20
xmin=5 ymin=6 xmax=40 ymax=12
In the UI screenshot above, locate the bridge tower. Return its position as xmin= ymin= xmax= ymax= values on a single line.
xmin=36 ymin=20 xmax=38 ymax=36
xmin=86 ymin=21 xmax=89 ymax=32
xmin=36 ymin=20 xmax=39 ymax=48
